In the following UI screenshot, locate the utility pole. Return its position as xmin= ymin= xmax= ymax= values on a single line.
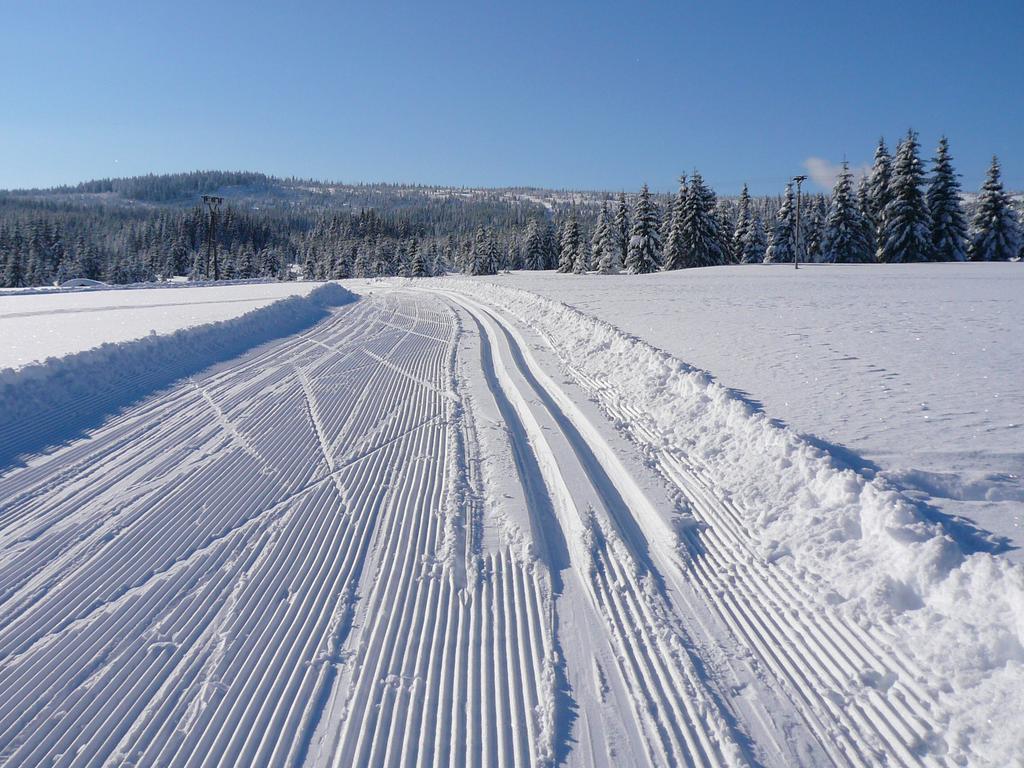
xmin=792 ymin=175 xmax=806 ymax=270
xmin=202 ymin=195 xmax=224 ymax=280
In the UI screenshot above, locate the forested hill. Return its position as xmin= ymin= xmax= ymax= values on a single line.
xmin=0 ymin=170 xmax=615 ymax=286
xmin=3 ymin=170 xmax=600 ymax=212
xmin=2 ymin=132 xmax=1022 ymax=289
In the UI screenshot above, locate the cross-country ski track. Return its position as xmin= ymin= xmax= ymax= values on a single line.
xmin=0 ymin=284 xmax=971 ymax=766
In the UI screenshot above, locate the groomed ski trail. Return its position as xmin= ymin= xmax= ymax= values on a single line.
xmin=416 ymin=282 xmax=955 ymax=768
xmin=0 ymin=283 xmax=958 ymax=767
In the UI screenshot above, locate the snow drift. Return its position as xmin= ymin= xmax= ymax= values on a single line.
xmin=0 ymin=282 xmax=356 ymax=466
xmin=432 ymin=276 xmax=1024 ymax=765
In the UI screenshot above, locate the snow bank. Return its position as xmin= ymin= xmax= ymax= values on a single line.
xmin=0 ymin=282 xmax=356 ymax=466
xmin=479 ymin=265 xmax=1024 ymax=562
xmin=0 ymin=276 xmax=287 ymax=297
xmin=0 ymin=280 xmax=326 ymax=370
xmin=433 ymin=276 xmax=1024 ymax=765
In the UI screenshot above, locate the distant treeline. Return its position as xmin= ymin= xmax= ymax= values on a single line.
xmin=1 ymin=132 xmax=1020 ymax=288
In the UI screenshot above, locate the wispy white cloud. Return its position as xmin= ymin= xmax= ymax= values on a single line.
xmin=803 ymin=157 xmax=871 ymax=191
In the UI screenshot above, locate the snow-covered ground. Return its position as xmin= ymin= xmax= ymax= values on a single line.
xmin=0 ymin=281 xmax=354 ymax=468
xmin=1 ymin=274 xmax=1021 ymax=766
xmin=474 ymin=263 xmax=1024 ymax=561
xmin=0 ymin=281 xmax=323 ymax=370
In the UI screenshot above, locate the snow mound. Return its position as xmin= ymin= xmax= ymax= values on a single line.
xmin=433 ymin=276 xmax=1024 ymax=765
xmin=0 ymin=282 xmax=356 ymax=466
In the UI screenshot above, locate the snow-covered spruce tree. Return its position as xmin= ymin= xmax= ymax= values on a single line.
xmin=715 ymin=199 xmax=737 ymax=263
xmin=3 ymin=249 xmax=24 ymax=287
xmin=804 ymin=195 xmax=827 ymax=263
xmin=614 ymin=192 xmax=630 ymax=272
xmin=659 ymin=194 xmax=674 ymax=246
xmin=662 ymin=176 xmax=688 ymax=270
xmin=764 ymin=184 xmax=796 ymax=263
xmin=539 ymin=219 xmax=557 ymax=269
xmin=968 ymin=156 xmax=1021 ymax=261
xmin=410 ymin=238 xmax=427 ymax=277
xmin=821 ymin=161 xmax=872 ymax=263
xmin=338 ymin=244 xmax=355 ymax=279
xmin=591 ymin=204 xmax=612 ymax=273
xmin=732 ymin=185 xmax=752 ymax=260
xmin=926 ymin=137 xmax=969 ymax=261
xmin=680 ymin=171 xmax=725 ymax=268
xmin=487 ymin=232 xmax=502 ymax=273
xmin=468 ymin=226 xmax=493 ymax=275
xmin=856 ymin=175 xmax=876 ymax=257
xmin=596 ymin=210 xmax=618 ymax=273
xmin=868 ymin=137 xmax=893 ymax=258
xmin=743 ymin=217 xmax=768 ymax=263
xmin=879 ymin=130 xmax=932 ymax=263
xmin=625 ymin=185 xmax=661 ymax=273
xmin=394 ymin=242 xmax=409 ymax=277
xmin=428 ymin=242 xmax=443 ymax=275
xmin=506 ymin=235 xmax=521 ymax=271
xmin=572 ymin=231 xmax=590 ymax=274
xmin=353 ymin=246 xmax=369 ymax=277
xmin=558 ymin=216 xmax=580 ymax=273
xmin=523 ymin=219 xmax=545 ymax=270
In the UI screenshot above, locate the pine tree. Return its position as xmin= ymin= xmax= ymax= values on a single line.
xmin=681 ymin=171 xmax=725 ymax=267
xmin=410 ymin=238 xmax=427 ymax=277
xmin=373 ymin=241 xmax=389 ymax=276
xmin=879 ymin=130 xmax=932 ymax=263
xmin=353 ymin=246 xmax=369 ymax=277
xmin=742 ymin=217 xmax=767 ymax=263
xmin=803 ymin=195 xmax=827 ymax=263
xmin=469 ymin=226 xmax=495 ymax=275
xmin=506 ymin=233 xmax=521 ymax=270
xmin=524 ymin=219 xmax=546 ymax=270
xmin=856 ymin=175 xmax=876 ymax=257
xmin=559 ymin=216 xmax=580 ymax=273
xmin=868 ymin=137 xmax=893 ymax=258
xmin=926 ymin=137 xmax=969 ymax=261
xmin=968 ymin=156 xmax=1021 ymax=261
xmin=659 ymin=196 xmax=674 ymax=247
xmin=732 ymin=184 xmax=752 ymax=263
xmin=333 ymin=244 xmax=353 ymax=279
xmin=764 ymin=184 xmax=796 ymax=263
xmin=625 ymin=185 xmax=661 ymax=274
xmin=662 ymin=176 xmax=688 ymax=270
xmin=820 ymin=161 xmax=872 ymax=263
xmin=590 ymin=204 xmax=611 ymax=273
xmin=3 ymin=249 xmax=24 ymax=288
xmin=595 ymin=207 xmax=617 ymax=274
xmin=487 ymin=233 xmax=501 ymax=273
xmin=572 ymin=232 xmax=590 ymax=274
xmin=167 ymin=237 xmax=189 ymax=277
xmin=393 ymin=241 xmax=409 ymax=277
xmin=613 ymin=192 xmax=630 ymax=271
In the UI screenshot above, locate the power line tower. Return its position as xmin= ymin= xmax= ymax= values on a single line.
xmin=202 ymin=195 xmax=224 ymax=280
xmin=792 ymin=175 xmax=807 ymax=270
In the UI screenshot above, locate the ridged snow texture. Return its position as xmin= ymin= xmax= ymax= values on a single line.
xmin=0 ymin=282 xmax=355 ymax=465
xmin=432 ymin=277 xmax=1024 ymax=767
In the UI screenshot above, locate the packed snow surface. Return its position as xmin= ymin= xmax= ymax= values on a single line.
xmin=1 ymin=275 xmax=1021 ymax=766
xmin=0 ymin=280 xmax=322 ymax=370
xmin=477 ymin=263 xmax=1024 ymax=561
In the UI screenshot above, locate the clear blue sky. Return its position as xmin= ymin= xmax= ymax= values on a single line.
xmin=2 ymin=0 xmax=1021 ymax=194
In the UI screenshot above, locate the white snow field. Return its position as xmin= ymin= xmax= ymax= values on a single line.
xmin=0 ymin=276 xmax=1021 ymax=766
xmin=0 ymin=280 xmax=324 ymax=370
xmin=477 ymin=263 xmax=1024 ymax=562
xmin=0 ymin=282 xmax=354 ymax=468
